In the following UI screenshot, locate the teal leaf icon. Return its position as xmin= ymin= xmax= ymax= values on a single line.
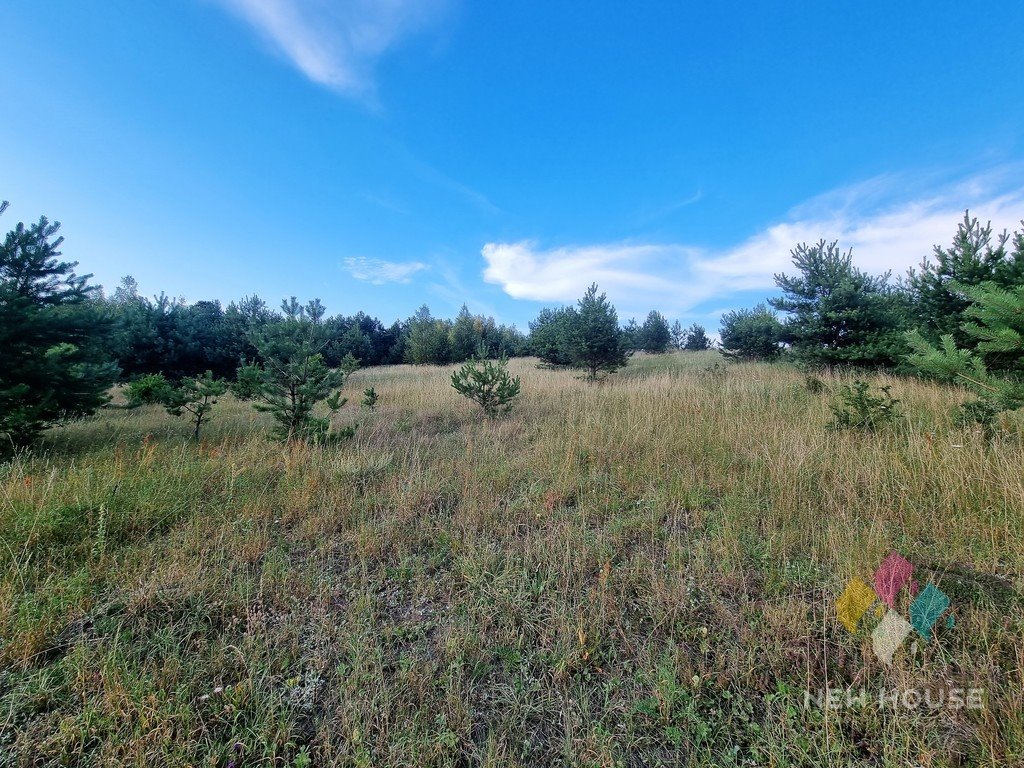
xmin=910 ymin=583 xmax=950 ymax=640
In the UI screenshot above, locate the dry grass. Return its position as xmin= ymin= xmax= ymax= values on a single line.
xmin=1 ymin=352 xmax=1022 ymax=766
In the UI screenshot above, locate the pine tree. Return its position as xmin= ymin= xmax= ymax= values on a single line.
xmin=451 ymin=354 xmax=521 ymax=416
xmin=907 ymin=213 xmax=1024 ymax=350
xmin=906 ymin=281 xmax=1024 ymax=433
xmin=564 ymin=284 xmax=631 ymax=380
xmin=718 ymin=304 xmax=783 ymax=361
xmin=405 ymin=305 xmax=451 ymax=365
xmin=249 ymin=311 xmax=348 ymax=442
xmin=164 ymin=371 xmax=228 ymax=441
xmin=529 ymin=306 xmax=575 ymax=366
xmin=0 ymin=201 xmax=117 ymax=451
xmin=770 ymin=240 xmax=909 ymax=368
xmin=670 ymin=319 xmax=686 ymax=350
xmin=639 ymin=310 xmax=672 ymax=353
xmin=683 ymin=323 xmax=712 ymax=350
xmin=622 ymin=318 xmax=641 ymax=351
xmin=450 ymin=304 xmax=481 ymax=362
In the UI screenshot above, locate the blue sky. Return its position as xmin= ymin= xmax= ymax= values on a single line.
xmin=2 ymin=1 xmax=1024 ymax=330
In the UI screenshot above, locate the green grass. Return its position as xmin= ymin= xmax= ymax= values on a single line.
xmin=1 ymin=353 xmax=1022 ymax=766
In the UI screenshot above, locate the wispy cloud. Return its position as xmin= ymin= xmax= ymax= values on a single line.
xmin=213 ymin=0 xmax=450 ymax=98
xmin=405 ymin=154 xmax=501 ymax=214
xmin=636 ymin=189 xmax=704 ymax=224
xmin=426 ymin=259 xmax=501 ymax=319
xmin=344 ymin=256 xmax=428 ymax=284
xmin=482 ymin=166 xmax=1024 ymax=317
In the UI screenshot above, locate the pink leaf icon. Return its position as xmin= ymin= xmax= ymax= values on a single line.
xmin=873 ymin=551 xmax=914 ymax=608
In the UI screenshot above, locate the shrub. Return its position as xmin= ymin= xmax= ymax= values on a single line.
xmin=125 ymin=374 xmax=172 ymax=408
xmin=804 ymin=375 xmax=827 ymax=394
xmin=829 ymin=380 xmax=900 ymax=431
xmin=955 ymin=399 xmax=1002 ymax=440
xmin=451 ymin=355 xmax=521 ymax=417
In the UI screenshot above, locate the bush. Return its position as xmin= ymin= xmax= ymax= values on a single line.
xmin=829 ymin=380 xmax=900 ymax=431
xmin=451 ymin=356 xmax=521 ymax=417
xmin=125 ymin=374 xmax=172 ymax=408
xmin=804 ymin=375 xmax=827 ymax=394
xmin=955 ymin=399 xmax=1003 ymax=440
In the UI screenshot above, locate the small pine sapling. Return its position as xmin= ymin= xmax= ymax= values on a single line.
xmin=451 ymin=355 xmax=521 ymax=417
xmin=164 ymin=371 xmax=228 ymax=440
xmin=361 ymin=387 xmax=378 ymax=411
xmin=232 ymin=361 xmax=263 ymax=401
xmin=340 ymin=353 xmax=361 ymax=375
xmin=829 ymin=380 xmax=900 ymax=431
xmin=249 ymin=316 xmax=351 ymax=443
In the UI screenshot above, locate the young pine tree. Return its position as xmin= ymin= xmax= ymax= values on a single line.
xmin=639 ymin=310 xmax=672 ymax=353
xmin=405 ymin=305 xmax=452 ymax=365
xmin=622 ymin=318 xmax=641 ymax=351
xmin=770 ymin=241 xmax=909 ymax=368
xmin=670 ymin=319 xmax=686 ymax=350
xmin=0 ymin=201 xmax=118 ymax=451
xmin=164 ymin=371 xmax=227 ymax=441
xmin=906 ymin=281 xmax=1024 ymax=433
xmin=565 ymin=284 xmax=631 ymax=380
xmin=684 ymin=323 xmax=712 ymax=351
xmin=450 ymin=304 xmax=482 ymax=362
xmin=907 ymin=213 xmax=1024 ymax=350
xmin=529 ymin=306 xmax=575 ymax=367
xmin=451 ymin=353 xmax=521 ymax=417
xmin=719 ymin=304 xmax=783 ymax=361
xmin=249 ymin=307 xmax=349 ymax=442
xmin=361 ymin=387 xmax=378 ymax=411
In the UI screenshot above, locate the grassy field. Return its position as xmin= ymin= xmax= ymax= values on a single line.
xmin=1 ymin=352 xmax=1022 ymax=767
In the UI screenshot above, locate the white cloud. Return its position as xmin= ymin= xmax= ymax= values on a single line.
xmin=344 ymin=256 xmax=428 ymax=284
xmin=214 ymin=0 xmax=449 ymax=97
xmin=482 ymin=167 xmax=1024 ymax=318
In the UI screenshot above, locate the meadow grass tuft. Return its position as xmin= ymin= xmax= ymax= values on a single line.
xmin=1 ymin=352 xmax=1021 ymax=766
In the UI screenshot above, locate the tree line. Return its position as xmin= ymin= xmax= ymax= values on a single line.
xmin=105 ymin=275 xmax=529 ymax=380
xmin=717 ymin=213 xmax=1024 ymax=369
xmin=0 ymin=201 xmax=648 ymax=449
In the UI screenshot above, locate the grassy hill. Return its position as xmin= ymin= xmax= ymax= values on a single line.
xmin=1 ymin=352 xmax=1021 ymax=766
